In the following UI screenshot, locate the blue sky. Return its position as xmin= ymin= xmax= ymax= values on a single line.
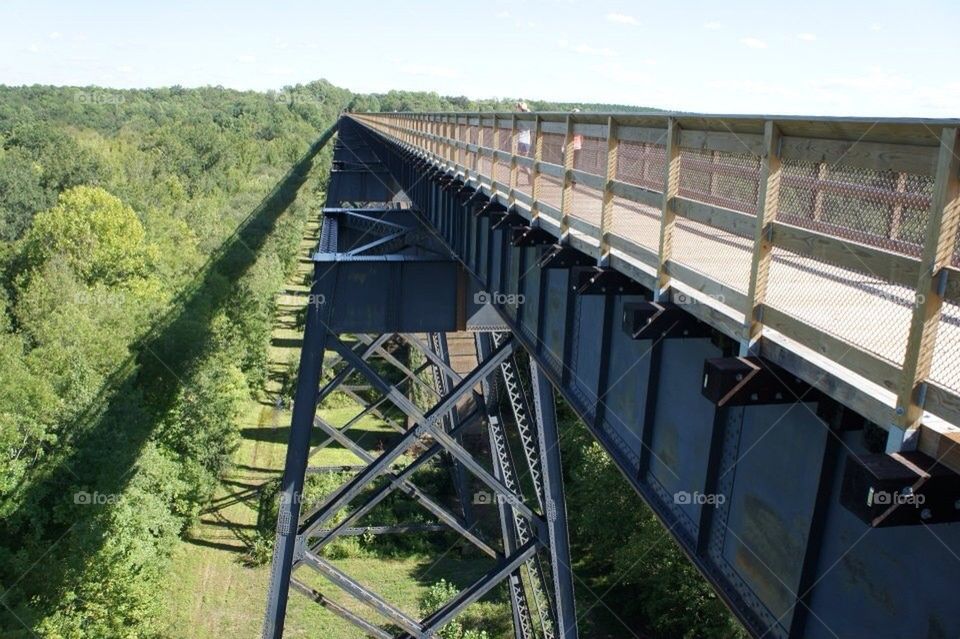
xmin=1 ymin=0 xmax=957 ymax=117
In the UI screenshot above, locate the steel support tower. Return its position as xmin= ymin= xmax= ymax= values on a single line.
xmin=262 ymin=120 xmax=579 ymax=639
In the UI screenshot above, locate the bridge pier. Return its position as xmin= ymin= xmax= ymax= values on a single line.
xmin=263 ymin=120 xmax=578 ymax=639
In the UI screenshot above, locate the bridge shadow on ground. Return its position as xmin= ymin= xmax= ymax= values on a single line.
xmin=0 ymin=127 xmax=335 ymax=634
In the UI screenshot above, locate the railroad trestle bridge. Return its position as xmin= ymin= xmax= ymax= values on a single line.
xmin=262 ymin=112 xmax=960 ymax=639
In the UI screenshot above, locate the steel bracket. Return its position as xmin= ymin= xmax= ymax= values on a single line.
xmin=622 ymin=301 xmax=713 ymax=340
xmin=840 ymin=451 xmax=960 ymax=526
xmin=511 ymin=226 xmax=556 ymax=247
xmin=572 ymin=266 xmax=649 ymax=296
xmin=701 ymin=356 xmax=813 ymax=406
xmin=539 ymin=244 xmax=595 ymax=269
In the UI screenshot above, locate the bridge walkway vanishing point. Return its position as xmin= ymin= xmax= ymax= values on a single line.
xmin=354 ymin=110 xmax=960 ymax=463
xmin=264 ymin=115 xmax=960 ymax=639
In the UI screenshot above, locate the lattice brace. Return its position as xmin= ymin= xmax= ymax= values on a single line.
xmin=778 ymin=159 xmax=934 ymax=257
xmin=493 ymin=333 xmax=546 ymax=508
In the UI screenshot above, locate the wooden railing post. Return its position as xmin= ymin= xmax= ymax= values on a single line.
xmin=440 ymin=115 xmax=448 ymax=164
xmin=559 ymin=115 xmax=575 ymax=236
xmin=654 ymin=117 xmax=681 ymax=300
xmin=894 ymin=127 xmax=960 ymax=448
xmin=599 ymin=115 xmax=619 ymax=262
xmin=491 ymin=114 xmax=501 ymax=194
xmin=509 ymin=114 xmax=518 ymax=198
xmin=472 ymin=113 xmax=480 ymax=177
xmin=531 ymin=115 xmax=544 ymax=220
xmin=454 ymin=116 xmax=462 ymax=170
xmin=742 ymin=120 xmax=783 ymax=353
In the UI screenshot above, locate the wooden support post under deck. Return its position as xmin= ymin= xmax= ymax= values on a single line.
xmin=742 ymin=120 xmax=783 ymax=354
xmin=655 ymin=117 xmax=681 ymax=300
xmin=894 ymin=127 xmax=960 ymax=446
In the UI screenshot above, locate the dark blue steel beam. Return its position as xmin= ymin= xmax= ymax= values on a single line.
xmin=530 ymin=362 xmax=579 ymax=639
xmin=262 ymin=262 xmax=337 ymax=639
xmin=476 ymin=332 xmax=535 ymax=639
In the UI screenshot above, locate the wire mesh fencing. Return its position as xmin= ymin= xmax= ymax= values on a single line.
xmin=356 ymin=113 xmax=960 ymax=426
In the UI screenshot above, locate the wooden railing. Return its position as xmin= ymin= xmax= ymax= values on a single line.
xmin=351 ymin=111 xmax=960 ymax=454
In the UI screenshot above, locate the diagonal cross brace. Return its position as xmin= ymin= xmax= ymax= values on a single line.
xmin=335 ymin=334 xmax=545 ymax=528
xmin=299 ymin=406 xmax=481 ymax=542
xmin=303 ymin=552 xmax=424 ymax=637
xmin=310 ymin=417 xmax=497 ymax=557
xmin=416 ymin=540 xmax=540 ymax=638
xmin=289 ymin=579 xmax=392 ymax=639
xmin=298 ymin=336 xmax=516 ymax=534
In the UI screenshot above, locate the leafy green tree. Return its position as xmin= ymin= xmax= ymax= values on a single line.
xmin=0 ymin=147 xmax=49 ymax=240
xmin=21 ymin=185 xmax=148 ymax=286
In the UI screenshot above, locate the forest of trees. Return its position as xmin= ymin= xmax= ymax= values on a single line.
xmin=0 ymin=80 xmax=733 ymax=639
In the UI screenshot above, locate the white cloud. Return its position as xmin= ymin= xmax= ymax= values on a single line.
xmin=606 ymin=13 xmax=639 ymax=26
xmin=797 ymin=33 xmax=817 ymax=41
xmin=740 ymin=37 xmax=768 ymax=49
xmin=48 ymin=32 xmax=61 ymax=40
xmin=870 ymin=23 xmax=882 ymax=32
xmin=236 ymin=55 xmax=257 ymax=63
xmin=27 ymin=44 xmax=40 ymax=53
xmin=399 ymin=64 xmax=459 ymax=79
xmin=118 ymin=64 xmax=133 ymax=73
xmin=703 ymin=21 xmax=723 ymax=30
xmin=495 ymin=10 xmax=510 ymax=18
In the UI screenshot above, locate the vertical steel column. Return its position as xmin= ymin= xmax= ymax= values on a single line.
xmin=262 ymin=263 xmax=335 ymax=639
xmin=530 ymin=362 xmax=579 ymax=638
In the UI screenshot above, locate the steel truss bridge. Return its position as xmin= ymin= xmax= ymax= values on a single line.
xmin=263 ymin=114 xmax=960 ymax=639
